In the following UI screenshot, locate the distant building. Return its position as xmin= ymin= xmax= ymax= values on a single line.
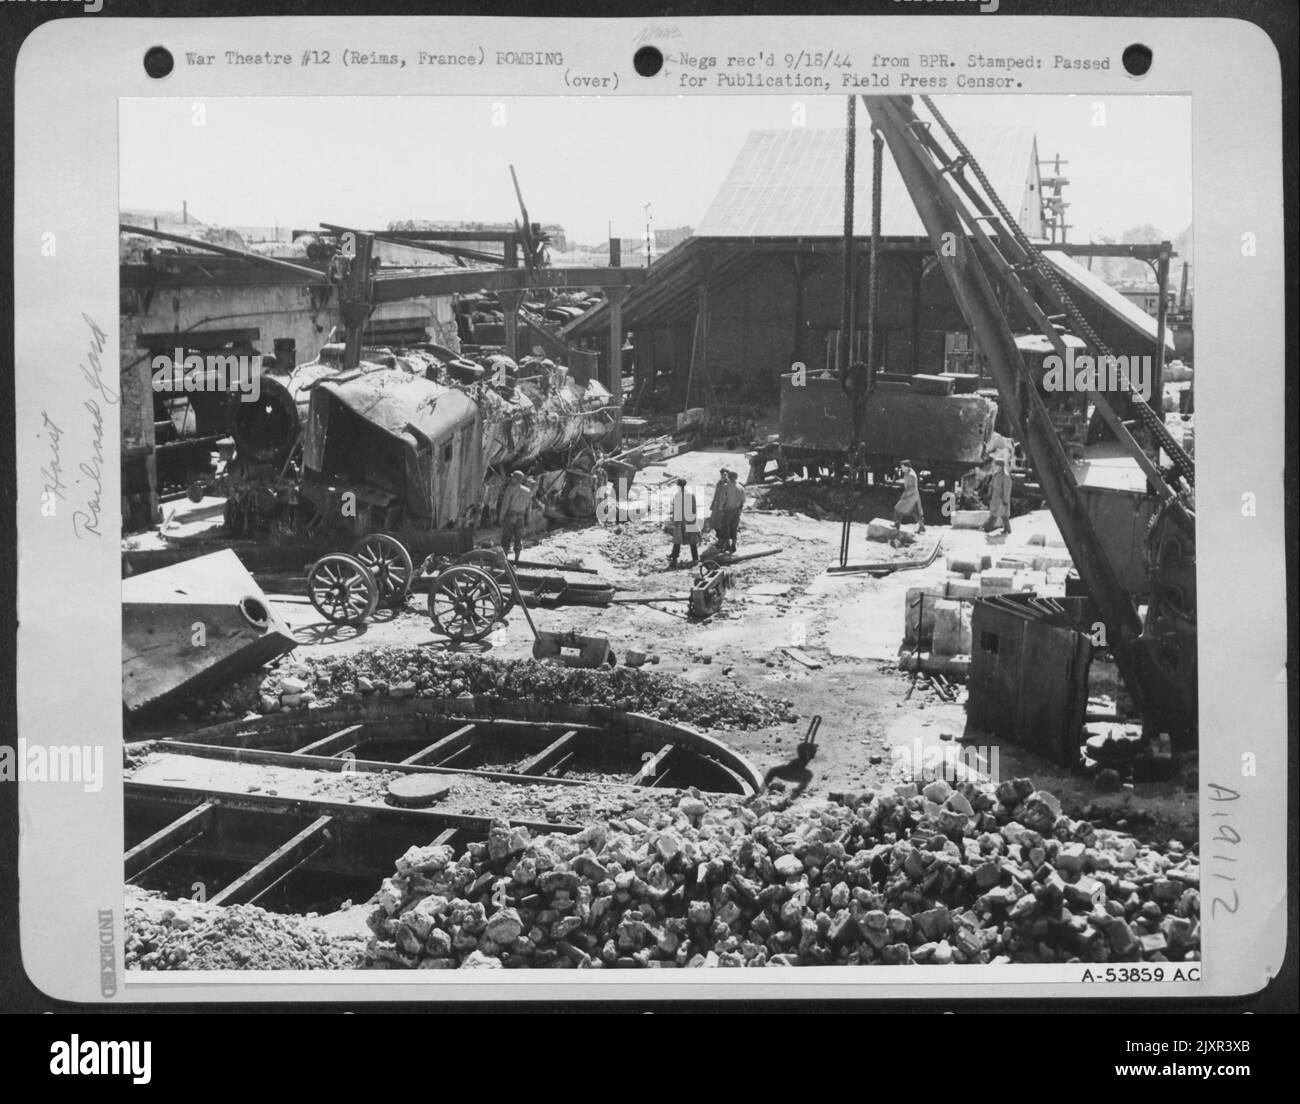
xmin=569 ymin=126 xmax=1170 ymax=406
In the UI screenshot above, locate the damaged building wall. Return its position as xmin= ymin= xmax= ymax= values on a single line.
xmin=119 ymin=262 xmax=460 ymax=527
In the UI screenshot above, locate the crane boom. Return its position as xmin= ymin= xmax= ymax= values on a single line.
xmin=861 ymin=94 xmax=1195 ymax=750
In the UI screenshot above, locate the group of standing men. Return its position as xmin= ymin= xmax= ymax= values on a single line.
xmin=667 ymin=466 xmax=746 ymax=569
xmin=892 ymin=431 xmax=1016 ymax=539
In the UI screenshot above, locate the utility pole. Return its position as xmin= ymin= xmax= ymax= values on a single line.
xmin=839 ymin=95 xmax=856 ymax=377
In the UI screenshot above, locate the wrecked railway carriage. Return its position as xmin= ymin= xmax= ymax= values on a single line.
xmin=225 ymin=346 xmax=616 ymax=536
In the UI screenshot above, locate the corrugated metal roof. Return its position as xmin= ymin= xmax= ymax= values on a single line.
xmin=1042 ymin=250 xmax=1176 ymax=354
xmin=696 ymin=125 xmax=1039 ymax=239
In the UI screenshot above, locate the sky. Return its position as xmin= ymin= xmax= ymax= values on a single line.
xmin=119 ymin=94 xmax=1191 ymax=247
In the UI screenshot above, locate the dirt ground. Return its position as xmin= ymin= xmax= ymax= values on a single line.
xmin=232 ymin=445 xmax=1197 ymax=842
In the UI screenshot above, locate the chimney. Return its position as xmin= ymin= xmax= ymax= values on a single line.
xmin=182 ymin=200 xmax=188 ymax=224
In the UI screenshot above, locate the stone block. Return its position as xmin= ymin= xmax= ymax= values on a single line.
xmin=867 ymin=517 xmax=900 ymax=542
xmin=932 ymin=599 xmax=973 ymax=657
xmin=903 ymin=586 xmax=947 ymax=646
xmin=951 ymin=510 xmax=990 ymax=530
xmin=979 ymin=570 xmax=1016 ymax=596
xmin=946 ymin=578 xmax=981 ymax=600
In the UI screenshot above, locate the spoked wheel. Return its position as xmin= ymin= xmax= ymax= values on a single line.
xmin=350 ymin=533 xmax=414 ymax=609
xmin=307 ymin=553 xmax=380 ymax=626
xmin=429 ymin=566 xmax=505 ymax=642
xmin=453 ymin=548 xmax=516 ymax=615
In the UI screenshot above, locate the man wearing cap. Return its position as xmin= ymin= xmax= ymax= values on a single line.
xmin=982 ymin=433 xmax=1014 ymax=537
xmin=709 ymin=468 xmax=734 ymax=554
xmin=893 ymin=459 xmax=925 ymax=536
xmin=498 ymin=470 xmax=536 ymax=564
xmin=710 ymin=468 xmax=746 ymax=553
xmin=667 ymin=477 xmax=702 ymax=569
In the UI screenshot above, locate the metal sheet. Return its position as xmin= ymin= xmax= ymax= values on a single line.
xmin=122 ymin=549 xmax=297 ymax=713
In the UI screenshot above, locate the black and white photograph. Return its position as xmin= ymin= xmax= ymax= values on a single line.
xmin=115 ymin=89 xmax=1205 ymax=974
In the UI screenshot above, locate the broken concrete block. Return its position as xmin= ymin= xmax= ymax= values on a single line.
xmin=979 ymin=570 xmax=1016 ymax=596
xmin=774 ymin=854 xmax=804 ymax=879
xmin=1056 ymin=842 xmax=1087 ymax=876
xmin=1064 ymin=876 xmax=1103 ymax=910
xmin=951 ymin=510 xmax=990 ymax=530
xmin=867 ymin=517 xmax=900 ymax=542
xmin=946 ymin=578 xmax=981 ymax=600
xmin=1015 ymin=571 xmax=1048 ymax=593
xmin=910 ymin=374 xmax=955 ymax=396
xmin=914 ymin=906 xmax=952 ymax=941
xmin=1140 ymin=932 xmax=1169 ymax=956
xmin=932 ymin=599 xmax=973 ymax=657
xmin=903 ymin=586 xmax=947 ymax=645
xmin=923 ymin=779 xmax=953 ymax=803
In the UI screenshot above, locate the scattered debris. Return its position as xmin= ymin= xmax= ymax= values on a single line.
xmin=198 ymin=648 xmax=796 ymax=732
xmin=784 ymin=647 xmax=824 ymax=670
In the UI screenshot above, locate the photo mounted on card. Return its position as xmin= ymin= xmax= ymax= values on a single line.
xmin=12 ymin=14 xmax=1286 ymax=1001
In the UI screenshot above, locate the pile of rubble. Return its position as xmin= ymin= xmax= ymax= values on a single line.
xmin=363 ymin=776 xmax=1200 ymax=969
xmin=205 ymin=648 xmax=797 ymax=731
xmin=125 ymin=888 xmax=367 ymax=971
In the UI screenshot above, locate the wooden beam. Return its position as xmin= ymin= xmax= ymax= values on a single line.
xmin=371 ymin=266 xmax=646 ymax=303
xmin=401 ymin=723 xmax=478 ymax=766
xmin=632 ymin=744 xmax=677 ymax=787
xmin=208 ymin=816 xmax=334 ymax=907
xmin=119 ymin=223 xmax=327 ymax=280
xmin=1048 ymin=242 xmax=1175 ymax=260
xmin=517 ymin=730 xmax=581 ymax=777
xmin=126 ymin=779 xmax=580 ymax=836
xmin=294 ymin=724 xmax=365 ymax=758
xmin=155 ymin=739 xmax=603 ymax=789
xmin=432 ymin=828 xmax=459 ymax=847
xmin=547 ymin=752 xmax=577 ymax=777
xmin=125 ymin=802 xmax=215 ymax=881
xmin=326 ymin=228 xmax=522 ymax=244
xmin=433 ymin=744 xmax=477 ymax=769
